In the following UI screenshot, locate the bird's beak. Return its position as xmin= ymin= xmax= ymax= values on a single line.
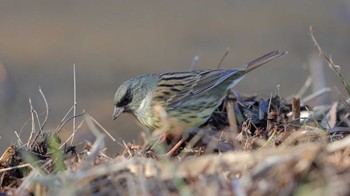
xmin=113 ymin=106 xmax=124 ymax=120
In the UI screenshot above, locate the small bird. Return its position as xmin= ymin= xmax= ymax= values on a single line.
xmin=113 ymin=50 xmax=287 ymax=132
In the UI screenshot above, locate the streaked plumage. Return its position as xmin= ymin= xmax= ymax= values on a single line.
xmin=113 ymin=50 xmax=287 ymax=131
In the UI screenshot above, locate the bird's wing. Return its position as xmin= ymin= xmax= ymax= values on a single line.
xmin=166 ymin=50 xmax=288 ymax=107
xmin=190 ymin=69 xmax=243 ymax=96
xmin=152 ymin=72 xmax=200 ymax=106
xmin=152 ymin=69 xmax=242 ymax=108
xmin=153 ymin=50 xmax=287 ymax=109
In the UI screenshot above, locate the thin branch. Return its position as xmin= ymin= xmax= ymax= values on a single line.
xmin=29 ymin=108 xmax=44 ymax=147
xmin=309 ymin=26 xmax=350 ymax=96
xmin=217 ymin=47 xmax=230 ymax=69
xmin=14 ymin=131 xmax=23 ymax=146
xmin=72 ymin=64 xmax=77 ymax=145
xmin=16 ymin=112 xmax=45 ymax=149
xmin=309 ymin=26 xmax=324 ymax=56
xmin=0 ymin=163 xmax=32 ymax=173
xmin=54 ymin=105 xmax=74 ymax=133
xmin=27 ymin=98 xmax=36 ymax=148
xmin=90 ymin=116 xmax=116 ymax=142
xmin=60 ymin=119 xmax=85 ymax=149
xmin=122 ymin=140 xmax=132 ymax=157
xmin=32 ymin=109 xmax=42 ymax=132
xmin=39 ymin=87 xmax=49 ymax=130
xmin=55 ymin=110 xmax=85 ymax=134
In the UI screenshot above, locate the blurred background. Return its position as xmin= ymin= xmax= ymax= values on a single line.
xmin=0 ymin=0 xmax=349 ymax=153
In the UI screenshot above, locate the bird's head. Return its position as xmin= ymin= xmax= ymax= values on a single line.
xmin=113 ymin=79 xmax=135 ymax=120
xmin=113 ymin=75 xmax=154 ymax=120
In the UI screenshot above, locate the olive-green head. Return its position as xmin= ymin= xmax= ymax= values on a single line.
xmin=113 ymin=74 xmax=157 ymax=120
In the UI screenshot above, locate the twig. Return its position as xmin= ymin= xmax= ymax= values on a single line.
xmin=309 ymin=26 xmax=324 ymax=56
xmin=18 ymin=111 xmax=45 ymax=141
xmin=39 ymin=87 xmax=49 ymax=130
xmin=309 ymin=26 xmax=350 ymax=96
xmin=59 ymin=119 xmax=85 ymax=149
xmin=258 ymin=130 xmax=277 ymax=150
xmin=217 ymin=47 xmax=230 ymax=69
xmin=90 ymin=116 xmax=116 ymax=142
xmin=14 ymin=131 xmax=23 ymax=146
xmin=178 ymin=130 xmax=204 ymax=157
xmin=27 ymin=98 xmax=36 ymax=148
xmin=32 ymin=109 xmax=42 ymax=132
xmin=24 ymin=88 xmax=49 ymax=148
xmin=0 ymin=163 xmax=32 ymax=173
xmin=54 ymin=105 xmax=74 ymax=133
xmin=72 ymin=64 xmax=77 ymax=145
xmin=55 ymin=110 xmax=85 ymax=134
xmin=29 ymin=109 xmax=44 ymax=147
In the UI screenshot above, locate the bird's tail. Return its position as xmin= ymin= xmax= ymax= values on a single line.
xmin=241 ymin=50 xmax=288 ymax=73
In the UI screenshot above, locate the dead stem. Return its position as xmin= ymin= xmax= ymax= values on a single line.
xmin=72 ymin=64 xmax=77 ymax=145
xmin=217 ymin=47 xmax=230 ymax=69
xmin=90 ymin=116 xmax=116 ymax=142
xmin=38 ymin=87 xmax=49 ymax=130
xmin=27 ymin=98 xmax=36 ymax=148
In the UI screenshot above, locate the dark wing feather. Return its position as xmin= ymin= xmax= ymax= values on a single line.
xmin=152 ymin=72 xmax=201 ymax=106
xmin=167 ymin=50 xmax=288 ymax=107
xmin=152 ymin=50 xmax=288 ymax=109
xmin=152 ymin=69 xmax=241 ymax=109
xmin=190 ymin=69 xmax=241 ymax=96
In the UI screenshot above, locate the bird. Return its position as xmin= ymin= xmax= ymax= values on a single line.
xmin=113 ymin=50 xmax=287 ymax=135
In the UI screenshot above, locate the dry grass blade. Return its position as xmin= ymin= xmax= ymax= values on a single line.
xmin=54 ymin=105 xmax=75 ymax=133
xmin=72 ymin=64 xmax=77 ymax=145
xmin=27 ymin=98 xmax=36 ymax=148
xmin=309 ymin=26 xmax=350 ymax=97
xmin=217 ymin=47 xmax=230 ymax=69
xmin=38 ymin=87 xmax=49 ymax=130
xmin=59 ymin=119 xmax=85 ymax=149
xmin=0 ymin=163 xmax=32 ymax=173
xmin=55 ymin=110 xmax=85 ymax=134
xmin=90 ymin=116 xmax=116 ymax=142
xmin=14 ymin=131 xmax=23 ymax=146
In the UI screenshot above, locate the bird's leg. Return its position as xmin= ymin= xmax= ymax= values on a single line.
xmin=166 ymin=137 xmax=186 ymax=157
xmin=165 ymin=128 xmax=201 ymax=156
xmin=147 ymin=132 xmax=184 ymax=156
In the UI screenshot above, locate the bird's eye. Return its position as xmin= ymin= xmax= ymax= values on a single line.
xmin=117 ymin=89 xmax=133 ymax=107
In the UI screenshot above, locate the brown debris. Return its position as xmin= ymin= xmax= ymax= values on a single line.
xmin=1 ymin=91 xmax=349 ymax=195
